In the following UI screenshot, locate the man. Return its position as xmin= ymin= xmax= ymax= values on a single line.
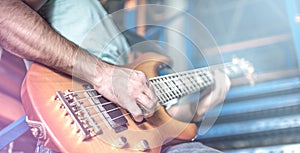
xmin=0 ymin=0 xmax=156 ymax=122
xmin=0 ymin=0 xmax=230 ymax=152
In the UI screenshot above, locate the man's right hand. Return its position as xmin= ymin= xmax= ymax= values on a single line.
xmin=93 ymin=65 xmax=158 ymax=122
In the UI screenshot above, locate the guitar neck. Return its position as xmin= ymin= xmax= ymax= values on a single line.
xmin=150 ymin=61 xmax=250 ymax=105
xmin=149 ymin=67 xmax=213 ymax=105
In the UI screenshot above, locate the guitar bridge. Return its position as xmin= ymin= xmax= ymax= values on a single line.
xmin=56 ymin=90 xmax=102 ymax=140
xmin=55 ymin=85 xmax=129 ymax=140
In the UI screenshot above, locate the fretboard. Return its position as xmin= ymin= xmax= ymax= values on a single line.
xmin=149 ymin=60 xmax=252 ymax=105
xmin=149 ymin=67 xmax=213 ymax=105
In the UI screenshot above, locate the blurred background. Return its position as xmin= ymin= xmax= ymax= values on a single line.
xmin=1 ymin=0 xmax=300 ymax=152
xmin=121 ymin=0 xmax=300 ymax=152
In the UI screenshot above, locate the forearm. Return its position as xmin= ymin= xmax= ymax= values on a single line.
xmin=0 ymin=0 xmax=158 ymax=122
xmin=0 ymin=0 xmax=111 ymax=84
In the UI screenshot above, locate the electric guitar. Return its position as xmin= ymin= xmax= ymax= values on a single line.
xmin=21 ymin=52 xmax=253 ymax=153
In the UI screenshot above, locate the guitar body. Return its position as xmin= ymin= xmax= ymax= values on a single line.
xmin=21 ymin=52 xmax=197 ymax=153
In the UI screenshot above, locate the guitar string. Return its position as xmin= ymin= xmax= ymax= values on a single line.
xmin=151 ymin=69 xmax=213 ymax=102
xmin=69 ymin=63 xmax=231 ymax=106
xmin=79 ymin=109 xmax=130 ymax=122
xmin=71 ymin=96 xmax=141 ymax=128
xmin=68 ymin=68 xmax=214 ymax=106
xmin=147 ymin=62 xmax=232 ymax=82
xmin=63 ymin=63 xmax=234 ymax=125
xmin=147 ymin=70 xmax=206 ymax=99
xmin=148 ymin=63 xmax=226 ymax=101
xmin=67 ymin=62 xmax=232 ymax=96
xmin=68 ymin=96 xmax=135 ymax=128
xmin=77 ymin=111 xmax=131 ymax=128
xmin=70 ymin=94 xmax=162 ymax=122
xmin=69 ymin=77 xmax=203 ymax=128
xmin=70 ymin=78 xmax=206 ymax=121
xmin=80 ymin=78 xmax=212 ymax=126
xmin=67 ymin=62 xmax=233 ymax=101
xmin=83 ymin=78 xmax=210 ymax=124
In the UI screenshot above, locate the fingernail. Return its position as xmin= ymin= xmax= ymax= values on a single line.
xmin=135 ymin=116 xmax=143 ymax=122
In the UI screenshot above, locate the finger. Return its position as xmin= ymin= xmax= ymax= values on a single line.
xmin=214 ymin=70 xmax=231 ymax=89
xmin=214 ymin=71 xmax=231 ymax=97
xmin=197 ymin=92 xmax=213 ymax=115
xmin=137 ymin=103 xmax=155 ymax=118
xmin=135 ymin=71 xmax=148 ymax=85
xmin=136 ymin=93 xmax=156 ymax=116
xmin=143 ymin=83 xmax=158 ymax=105
xmin=224 ymin=73 xmax=231 ymax=91
xmin=210 ymin=82 xmax=227 ymax=105
xmin=124 ymin=101 xmax=144 ymax=122
xmin=145 ymin=78 xmax=150 ymax=87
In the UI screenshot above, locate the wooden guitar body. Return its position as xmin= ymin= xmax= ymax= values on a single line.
xmin=21 ymin=52 xmax=197 ymax=153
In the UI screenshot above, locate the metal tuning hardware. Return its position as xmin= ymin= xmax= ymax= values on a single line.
xmin=232 ymin=57 xmax=256 ymax=85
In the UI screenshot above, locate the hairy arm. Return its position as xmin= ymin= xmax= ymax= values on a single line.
xmin=0 ymin=0 xmax=102 ymax=80
xmin=0 ymin=0 xmax=157 ymax=122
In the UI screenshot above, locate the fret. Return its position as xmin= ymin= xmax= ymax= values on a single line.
xmin=150 ymin=79 xmax=167 ymax=103
xmin=196 ymin=72 xmax=207 ymax=88
xmin=161 ymin=77 xmax=171 ymax=100
xmin=163 ymin=77 xmax=173 ymax=100
xmin=169 ymin=75 xmax=188 ymax=99
xmin=180 ymin=73 xmax=191 ymax=92
xmin=172 ymin=75 xmax=188 ymax=95
xmin=152 ymin=78 xmax=172 ymax=102
xmin=184 ymin=73 xmax=193 ymax=92
xmin=189 ymin=73 xmax=202 ymax=90
xmin=170 ymin=79 xmax=181 ymax=97
xmin=182 ymin=72 xmax=199 ymax=92
xmin=185 ymin=73 xmax=196 ymax=91
xmin=176 ymin=73 xmax=191 ymax=95
xmin=151 ymin=78 xmax=179 ymax=103
xmin=192 ymin=72 xmax=202 ymax=87
xmin=172 ymin=79 xmax=182 ymax=98
xmin=169 ymin=76 xmax=181 ymax=98
xmin=197 ymin=69 xmax=213 ymax=87
xmin=161 ymin=77 xmax=174 ymax=100
xmin=171 ymin=78 xmax=183 ymax=95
